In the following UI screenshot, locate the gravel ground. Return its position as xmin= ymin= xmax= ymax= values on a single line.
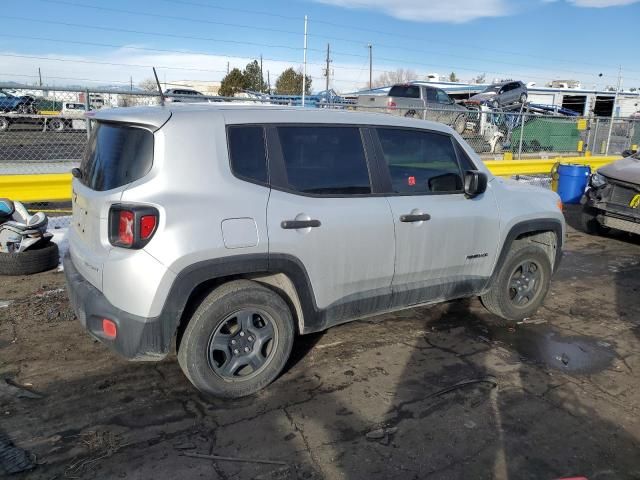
xmin=1 ymin=206 xmax=639 ymax=480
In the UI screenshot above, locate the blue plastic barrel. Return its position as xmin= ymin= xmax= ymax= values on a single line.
xmin=557 ymin=163 xmax=591 ymax=204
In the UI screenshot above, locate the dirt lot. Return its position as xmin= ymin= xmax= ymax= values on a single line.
xmin=1 ymin=206 xmax=639 ymax=480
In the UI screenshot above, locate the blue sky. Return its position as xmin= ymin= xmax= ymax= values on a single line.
xmin=1 ymin=0 xmax=639 ymax=91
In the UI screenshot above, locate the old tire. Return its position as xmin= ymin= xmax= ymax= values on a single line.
xmin=481 ymin=242 xmax=552 ymax=321
xmin=580 ymin=205 xmax=609 ymax=236
xmin=0 ymin=242 xmax=59 ymax=276
xmin=453 ymin=114 xmax=466 ymax=134
xmin=47 ymin=118 xmax=65 ymax=132
xmin=177 ymin=280 xmax=295 ymax=398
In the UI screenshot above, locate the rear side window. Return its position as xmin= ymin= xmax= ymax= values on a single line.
xmin=228 ymin=126 xmax=268 ymax=184
xmin=277 ymin=126 xmax=371 ymax=195
xmin=376 ymin=128 xmax=463 ymax=194
xmin=80 ymin=123 xmax=153 ymax=191
xmin=388 ymin=85 xmax=421 ymax=99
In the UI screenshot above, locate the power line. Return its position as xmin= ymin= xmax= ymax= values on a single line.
xmin=0 ymin=53 xmax=229 ymax=74
xmin=26 ymin=0 xmax=640 ymax=79
xmin=33 ymin=0 xmax=304 ymax=37
xmin=150 ymin=0 xmax=640 ymax=74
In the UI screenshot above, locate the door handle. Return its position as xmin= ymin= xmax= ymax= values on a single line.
xmin=281 ymin=219 xmax=321 ymax=229
xmin=400 ymin=213 xmax=431 ymax=223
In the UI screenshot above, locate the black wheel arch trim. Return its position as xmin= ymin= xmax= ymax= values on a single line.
xmin=488 ymin=218 xmax=563 ymax=290
xmin=160 ymin=253 xmax=322 ymax=350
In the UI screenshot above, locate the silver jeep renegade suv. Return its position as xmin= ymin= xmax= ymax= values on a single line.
xmin=65 ymin=103 xmax=565 ymax=398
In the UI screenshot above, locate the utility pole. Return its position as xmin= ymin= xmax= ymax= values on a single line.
xmin=368 ymin=44 xmax=373 ymax=90
xmin=130 ymin=76 xmax=133 ymax=91
xmin=226 ymin=61 xmax=230 ymax=75
xmin=267 ymin=70 xmax=271 ymax=94
xmin=260 ymin=54 xmax=263 ymax=93
xmin=38 ymin=67 xmax=42 ymax=87
xmin=324 ymin=43 xmax=332 ymax=93
xmin=606 ymin=66 xmax=622 ymax=155
xmin=302 ymin=15 xmax=308 ymax=107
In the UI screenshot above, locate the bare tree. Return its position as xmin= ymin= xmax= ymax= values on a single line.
xmin=372 ymin=69 xmax=417 ymax=88
xmin=138 ymin=78 xmax=159 ymax=92
xmin=473 ymin=73 xmax=486 ymax=84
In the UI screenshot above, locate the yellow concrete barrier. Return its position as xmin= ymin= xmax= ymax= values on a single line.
xmin=0 ymin=173 xmax=72 ymax=202
xmin=0 ymin=156 xmax=621 ymax=203
xmin=484 ymin=156 xmax=618 ymax=177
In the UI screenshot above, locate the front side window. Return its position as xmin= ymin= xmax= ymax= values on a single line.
xmin=436 ymin=89 xmax=451 ymax=104
xmin=277 ymin=126 xmax=371 ymax=195
xmin=228 ymin=126 xmax=268 ymax=184
xmin=376 ymin=128 xmax=463 ymax=194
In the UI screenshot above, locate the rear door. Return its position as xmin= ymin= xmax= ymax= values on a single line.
xmin=372 ymin=126 xmax=500 ymax=306
xmin=70 ymin=122 xmax=155 ymax=290
xmin=266 ymin=125 xmax=395 ymax=322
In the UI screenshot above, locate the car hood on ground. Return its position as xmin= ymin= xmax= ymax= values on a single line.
xmin=599 ymin=157 xmax=640 ymax=185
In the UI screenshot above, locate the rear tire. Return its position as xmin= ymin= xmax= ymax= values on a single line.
xmin=0 ymin=241 xmax=59 ymax=276
xmin=519 ymin=93 xmax=527 ymax=104
xmin=481 ymin=242 xmax=552 ymax=321
xmin=0 ymin=117 xmax=9 ymax=132
xmin=177 ymin=280 xmax=295 ymax=398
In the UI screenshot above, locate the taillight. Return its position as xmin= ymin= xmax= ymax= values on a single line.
xmin=109 ymin=205 xmax=159 ymax=249
xmin=387 ymin=100 xmax=397 ymax=109
xmin=118 ymin=210 xmax=134 ymax=246
xmin=140 ymin=215 xmax=157 ymax=240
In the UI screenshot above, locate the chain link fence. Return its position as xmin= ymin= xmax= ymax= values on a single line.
xmin=2 ymin=84 xmax=638 ymax=216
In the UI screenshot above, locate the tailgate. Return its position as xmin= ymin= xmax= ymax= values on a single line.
xmin=69 ymin=121 xmax=156 ymax=291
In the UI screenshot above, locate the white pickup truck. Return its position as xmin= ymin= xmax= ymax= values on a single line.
xmin=357 ymin=84 xmax=468 ymax=133
xmin=0 ymin=101 xmax=88 ymax=132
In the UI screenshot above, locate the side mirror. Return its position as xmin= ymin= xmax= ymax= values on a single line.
xmin=464 ymin=170 xmax=488 ymax=198
xmin=71 ymin=167 xmax=83 ymax=179
xmin=622 ymin=149 xmax=637 ymax=158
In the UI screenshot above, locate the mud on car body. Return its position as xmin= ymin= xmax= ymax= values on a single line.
xmin=65 ymin=103 xmax=565 ymax=398
xmin=581 ymin=150 xmax=640 ymax=236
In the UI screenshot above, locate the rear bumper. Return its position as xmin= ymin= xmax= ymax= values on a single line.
xmin=63 ymin=253 xmax=169 ymax=360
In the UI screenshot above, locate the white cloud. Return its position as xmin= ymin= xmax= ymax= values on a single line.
xmin=568 ymin=0 xmax=639 ymax=6
xmin=313 ymin=0 xmax=511 ymax=23
xmin=0 ymin=48 xmax=378 ymax=93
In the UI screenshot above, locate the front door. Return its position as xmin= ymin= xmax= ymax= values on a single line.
xmin=266 ymin=125 xmax=396 ymax=327
xmin=372 ymin=126 xmax=501 ymax=306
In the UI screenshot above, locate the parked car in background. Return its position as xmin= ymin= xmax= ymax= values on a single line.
xmin=65 ymin=103 xmax=564 ymax=398
xmin=357 ymin=83 xmax=469 ymax=133
xmin=470 ymin=81 xmax=528 ymax=108
xmin=581 ymin=149 xmax=640 ymax=236
xmin=164 ymin=88 xmax=208 ymax=102
xmin=0 ymin=89 xmax=35 ymax=114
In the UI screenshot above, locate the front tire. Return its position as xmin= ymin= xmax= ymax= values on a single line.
xmin=481 ymin=242 xmax=552 ymax=321
xmin=177 ymin=280 xmax=295 ymax=398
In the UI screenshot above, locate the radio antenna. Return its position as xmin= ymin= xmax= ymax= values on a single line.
xmin=152 ymin=67 xmax=165 ymax=106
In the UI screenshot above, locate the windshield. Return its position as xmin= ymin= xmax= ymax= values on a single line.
xmin=482 ymin=85 xmax=501 ymax=93
xmin=0 ymin=90 xmax=14 ymax=98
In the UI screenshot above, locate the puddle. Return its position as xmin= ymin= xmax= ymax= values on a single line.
xmin=479 ymin=324 xmax=616 ymax=374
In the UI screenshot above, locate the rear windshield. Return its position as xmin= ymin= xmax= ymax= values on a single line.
xmin=388 ymin=85 xmax=421 ymax=99
xmin=80 ymin=123 xmax=154 ymax=191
